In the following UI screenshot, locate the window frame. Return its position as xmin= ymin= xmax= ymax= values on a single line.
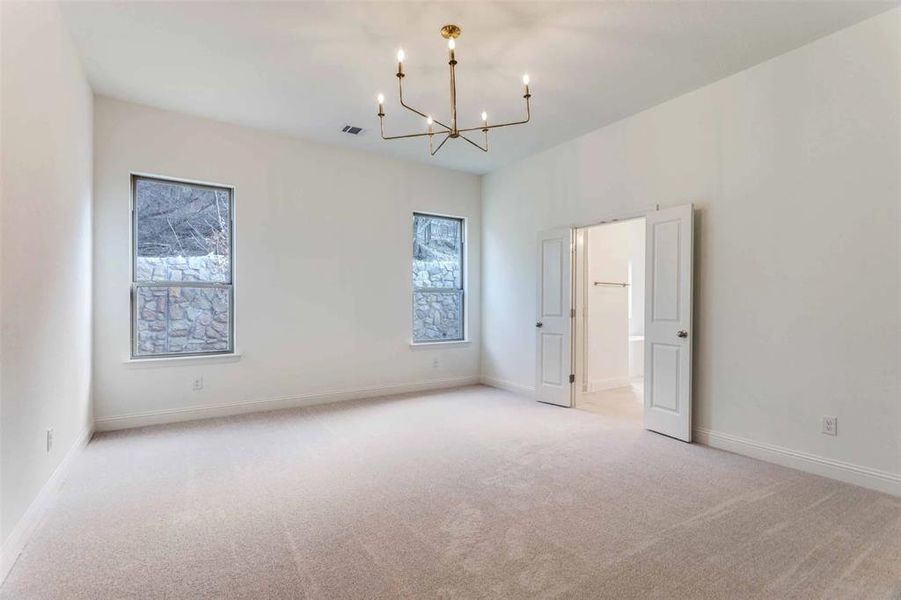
xmin=130 ymin=173 xmax=236 ymax=360
xmin=411 ymin=211 xmax=467 ymax=346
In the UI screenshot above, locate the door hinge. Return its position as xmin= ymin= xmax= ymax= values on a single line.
xmin=569 ymin=374 xmax=575 ymax=384
xmin=570 ymin=308 xmax=576 ymax=318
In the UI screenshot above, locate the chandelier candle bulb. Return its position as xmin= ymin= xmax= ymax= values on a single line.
xmin=377 ymin=93 xmax=385 ymax=116
xmin=522 ymin=74 xmax=530 ymax=96
xmin=396 ymin=48 xmax=405 ymax=76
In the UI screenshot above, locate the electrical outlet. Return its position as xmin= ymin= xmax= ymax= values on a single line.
xmin=46 ymin=428 xmax=54 ymax=453
xmin=432 ymin=358 xmax=440 ymax=369
xmin=822 ymin=416 xmax=837 ymax=436
xmin=192 ymin=376 xmax=204 ymax=391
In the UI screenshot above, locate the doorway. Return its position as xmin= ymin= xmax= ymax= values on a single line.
xmin=574 ymin=218 xmax=646 ymax=424
xmin=535 ymin=205 xmax=694 ymax=440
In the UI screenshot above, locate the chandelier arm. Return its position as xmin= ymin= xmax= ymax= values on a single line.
xmin=429 ymin=134 xmax=451 ymax=156
xmin=381 ymin=130 xmax=437 ymax=140
xmin=459 ymin=133 xmax=488 ymax=153
xmin=379 ymin=117 xmax=438 ymax=140
xmin=456 ymin=97 xmax=531 ymax=134
xmin=398 ymin=77 xmax=452 ymax=132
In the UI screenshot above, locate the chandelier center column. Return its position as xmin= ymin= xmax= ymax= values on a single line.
xmin=447 ymin=39 xmax=458 ymax=136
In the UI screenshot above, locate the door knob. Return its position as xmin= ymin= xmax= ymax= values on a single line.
xmin=677 ymin=330 xmax=688 ymax=338
xmin=536 ymin=322 xmax=544 ymax=328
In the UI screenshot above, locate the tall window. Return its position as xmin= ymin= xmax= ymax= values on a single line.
xmin=412 ymin=213 xmax=464 ymax=343
xmin=131 ymin=175 xmax=234 ymax=358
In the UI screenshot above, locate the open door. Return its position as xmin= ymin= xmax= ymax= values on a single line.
xmin=536 ymin=228 xmax=574 ymax=407
xmin=644 ymin=205 xmax=693 ymax=441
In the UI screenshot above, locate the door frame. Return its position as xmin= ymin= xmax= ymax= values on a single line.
xmin=570 ymin=206 xmax=658 ymax=408
xmin=574 ymin=206 xmax=658 ymax=230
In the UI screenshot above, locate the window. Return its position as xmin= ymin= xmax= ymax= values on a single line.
xmin=131 ymin=175 xmax=234 ymax=358
xmin=412 ymin=213 xmax=464 ymax=343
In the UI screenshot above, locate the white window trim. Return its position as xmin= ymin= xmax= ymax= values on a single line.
xmin=409 ymin=340 xmax=470 ymax=348
xmin=124 ymin=352 xmax=243 ymax=367
xmin=410 ymin=211 xmax=468 ymax=347
xmin=129 ymin=172 xmax=237 ymax=361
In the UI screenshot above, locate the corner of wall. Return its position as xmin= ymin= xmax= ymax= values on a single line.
xmin=0 ymin=426 xmax=92 ymax=583
xmin=0 ymin=0 xmax=97 ymax=583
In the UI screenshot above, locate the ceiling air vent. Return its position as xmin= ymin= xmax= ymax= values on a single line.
xmin=341 ymin=125 xmax=364 ymax=135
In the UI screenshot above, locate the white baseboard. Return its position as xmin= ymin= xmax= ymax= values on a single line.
xmin=94 ymin=375 xmax=481 ymax=432
xmin=694 ymin=427 xmax=901 ymax=497
xmin=587 ymin=377 xmax=632 ymax=392
xmin=0 ymin=425 xmax=93 ymax=584
xmin=480 ymin=375 xmax=536 ymax=398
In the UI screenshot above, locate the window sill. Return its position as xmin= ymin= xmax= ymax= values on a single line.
xmin=124 ymin=352 xmax=242 ymax=367
xmin=409 ymin=340 xmax=470 ymax=349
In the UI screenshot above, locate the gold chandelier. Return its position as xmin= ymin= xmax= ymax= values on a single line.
xmin=376 ymin=24 xmax=531 ymax=156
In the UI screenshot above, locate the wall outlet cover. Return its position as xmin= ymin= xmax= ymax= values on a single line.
xmin=822 ymin=416 xmax=837 ymax=436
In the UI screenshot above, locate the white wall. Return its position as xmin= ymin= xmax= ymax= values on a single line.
xmin=482 ymin=9 xmax=901 ymax=490
xmin=626 ymin=220 xmax=645 ymax=340
xmin=0 ymin=0 xmax=93 ymax=555
xmin=625 ymin=219 xmax=645 ymax=379
xmin=584 ymin=221 xmax=631 ymax=390
xmin=93 ymin=97 xmax=481 ymax=429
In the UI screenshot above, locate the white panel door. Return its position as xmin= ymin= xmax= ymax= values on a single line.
xmin=536 ymin=228 xmax=573 ymax=407
xmin=644 ymin=205 xmax=693 ymax=441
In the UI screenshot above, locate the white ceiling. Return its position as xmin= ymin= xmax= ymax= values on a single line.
xmin=59 ymin=1 xmax=895 ymax=174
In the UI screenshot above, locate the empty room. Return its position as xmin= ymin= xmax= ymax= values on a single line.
xmin=1 ymin=1 xmax=900 ymax=598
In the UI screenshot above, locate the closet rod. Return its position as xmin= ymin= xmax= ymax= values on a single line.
xmin=593 ymin=281 xmax=630 ymax=287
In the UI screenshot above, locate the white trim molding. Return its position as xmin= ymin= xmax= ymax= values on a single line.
xmin=124 ymin=352 xmax=243 ymax=367
xmin=480 ymin=376 xmax=536 ymax=398
xmin=694 ymin=427 xmax=901 ymax=497
xmin=409 ymin=340 xmax=471 ymax=349
xmin=0 ymin=426 xmax=93 ymax=584
xmin=94 ymin=375 xmax=480 ymax=432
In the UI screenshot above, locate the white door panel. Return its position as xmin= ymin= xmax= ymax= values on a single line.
xmin=536 ymin=228 xmax=573 ymax=407
xmin=644 ymin=205 xmax=693 ymax=441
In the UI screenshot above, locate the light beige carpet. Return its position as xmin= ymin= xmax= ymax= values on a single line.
xmin=2 ymin=386 xmax=899 ymax=599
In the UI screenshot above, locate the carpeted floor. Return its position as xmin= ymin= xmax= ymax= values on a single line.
xmin=2 ymin=385 xmax=900 ymax=599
